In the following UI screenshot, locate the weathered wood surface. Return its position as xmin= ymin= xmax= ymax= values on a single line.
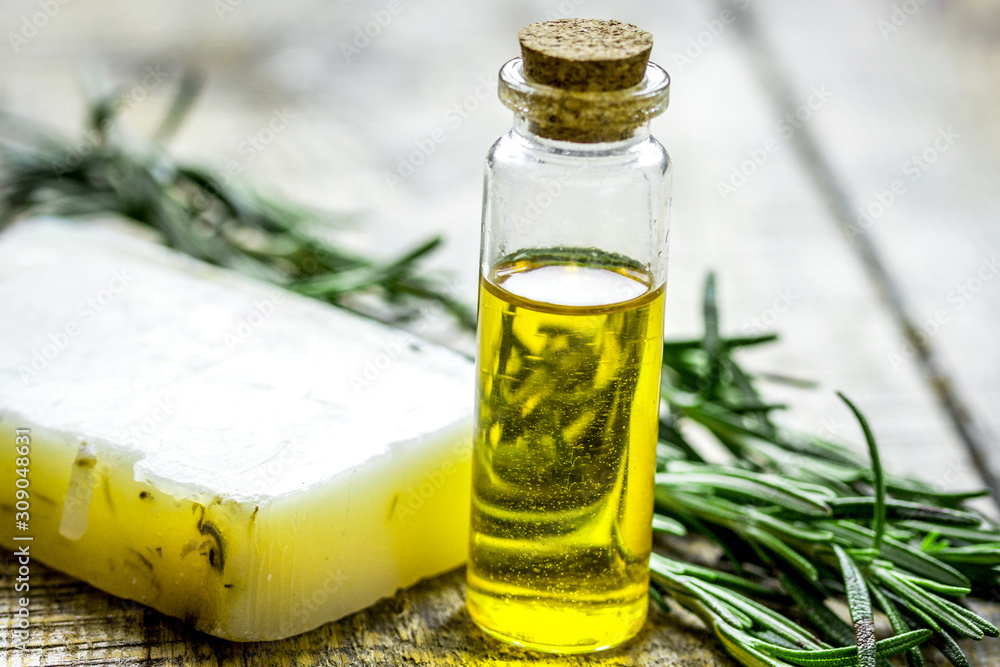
xmin=0 ymin=557 xmax=727 ymax=666
xmin=1 ymin=0 xmax=999 ymax=664
xmin=2 ymin=555 xmax=999 ymax=667
xmin=745 ymin=0 xmax=1000 ymax=511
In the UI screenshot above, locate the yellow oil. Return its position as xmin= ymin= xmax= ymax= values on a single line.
xmin=467 ymin=251 xmax=664 ymax=653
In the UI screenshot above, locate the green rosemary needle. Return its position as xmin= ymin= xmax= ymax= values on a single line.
xmin=0 ymin=75 xmax=475 ymax=331
xmin=653 ymin=274 xmax=999 ymax=667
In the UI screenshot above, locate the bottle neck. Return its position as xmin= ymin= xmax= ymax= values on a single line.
xmin=498 ymin=58 xmax=669 ymax=145
xmin=511 ymin=115 xmax=652 ymax=154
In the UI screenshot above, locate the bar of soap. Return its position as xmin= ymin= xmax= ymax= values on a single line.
xmin=0 ymin=219 xmax=474 ymax=640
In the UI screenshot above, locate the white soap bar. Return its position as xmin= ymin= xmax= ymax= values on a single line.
xmin=0 ymin=219 xmax=474 ymax=640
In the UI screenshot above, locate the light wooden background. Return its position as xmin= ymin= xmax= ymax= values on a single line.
xmin=1 ymin=0 xmax=999 ymax=664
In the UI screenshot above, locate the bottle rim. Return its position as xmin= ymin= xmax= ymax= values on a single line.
xmin=497 ymin=57 xmax=670 ymax=143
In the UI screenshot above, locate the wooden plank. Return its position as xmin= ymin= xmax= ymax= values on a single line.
xmin=742 ymin=0 xmax=1000 ymax=510
xmin=0 ymin=556 xmax=733 ymax=666
xmin=2 ymin=554 xmax=998 ymax=666
xmin=629 ymin=4 xmax=995 ymax=508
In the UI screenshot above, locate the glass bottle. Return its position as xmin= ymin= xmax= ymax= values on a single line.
xmin=466 ymin=19 xmax=672 ymax=654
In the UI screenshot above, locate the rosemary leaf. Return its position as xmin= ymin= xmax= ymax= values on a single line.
xmin=837 ymin=392 xmax=887 ymax=551
xmin=822 ymin=522 xmax=970 ymax=589
xmin=652 ymin=274 xmax=999 ymax=667
xmin=899 ymin=522 xmax=1000 ymax=545
xmin=748 ymin=526 xmax=819 ymax=582
xmin=707 ymin=583 xmax=825 ymax=650
xmin=652 ymin=514 xmax=687 ymax=536
xmin=875 ymin=568 xmax=982 ymax=639
xmin=716 ymin=622 xmax=798 ymax=667
xmin=931 ymin=629 xmax=972 ymax=667
xmin=0 ymin=84 xmax=474 ymax=331
xmin=933 ymin=544 xmax=1000 ymax=567
xmin=701 ymin=272 xmax=722 ymax=397
xmin=833 ymin=543 xmax=877 ymax=667
xmin=827 ymin=497 xmax=983 ymax=527
xmin=762 ymin=629 xmax=930 ymax=667
xmin=870 ymin=584 xmax=926 ymax=667
xmin=662 ymin=332 xmax=779 ymax=352
xmin=655 ymin=469 xmax=831 ymax=516
xmin=779 ymin=572 xmax=857 ymax=647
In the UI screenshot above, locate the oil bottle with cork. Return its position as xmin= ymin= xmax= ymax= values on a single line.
xmin=467 ymin=19 xmax=673 ymax=653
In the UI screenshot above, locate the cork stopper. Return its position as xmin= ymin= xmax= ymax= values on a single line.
xmin=518 ymin=19 xmax=653 ymax=92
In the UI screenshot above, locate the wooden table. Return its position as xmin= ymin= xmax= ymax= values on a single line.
xmin=2 ymin=0 xmax=999 ymax=664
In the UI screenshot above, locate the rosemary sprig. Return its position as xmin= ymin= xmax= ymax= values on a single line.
xmin=0 ymin=76 xmax=475 ymax=331
xmin=653 ymin=274 xmax=999 ymax=667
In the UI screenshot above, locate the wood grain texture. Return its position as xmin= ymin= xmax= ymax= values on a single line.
xmin=2 ymin=553 xmax=998 ymax=666
xmin=0 ymin=555 xmax=734 ymax=666
xmin=2 ymin=553 xmax=998 ymax=667
xmin=742 ymin=0 xmax=1000 ymax=508
xmin=639 ymin=2 xmax=997 ymax=513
